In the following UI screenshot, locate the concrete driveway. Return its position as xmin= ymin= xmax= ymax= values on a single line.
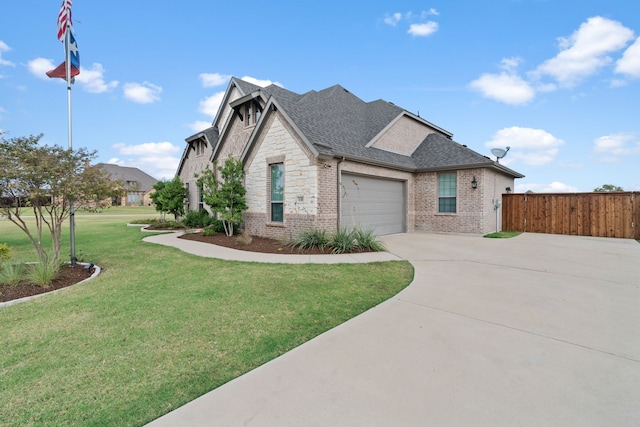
xmin=147 ymin=233 xmax=640 ymax=427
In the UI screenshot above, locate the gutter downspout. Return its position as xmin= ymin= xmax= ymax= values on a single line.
xmin=336 ymin=157 xmax=345 ymax=230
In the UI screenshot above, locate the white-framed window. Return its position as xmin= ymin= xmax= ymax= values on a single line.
xmin=438 ymin=173 xmax=457 ymax=213
xmin=197 ymin=181 xmax=204 ymax=211
xmin=270 ymin=163 xmax=284 ymax=222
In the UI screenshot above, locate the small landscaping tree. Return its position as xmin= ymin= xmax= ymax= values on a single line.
xmin=197 ymin=156 xmax=247 ymax=236
xmin=150 ymin=177 xmax=187 ymax=221
xmin=0 ymin=134 xmax=114 ymax=267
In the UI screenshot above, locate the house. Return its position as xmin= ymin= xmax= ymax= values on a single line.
xmin=97 ymin=163 xmax=158 ymax=206
xmin=177 ymin=77 xmax=524 ymax=238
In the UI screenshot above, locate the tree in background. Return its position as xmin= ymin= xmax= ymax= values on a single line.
xmin=594 ymin=184 xmax=624 ymax=192
xmin=150 ymin=177 xmax=188 ymax=221
xmin=0 ymin=134 xmax=114 ymax=267
xmin=197 ymin=157 xmax=247 ymax=236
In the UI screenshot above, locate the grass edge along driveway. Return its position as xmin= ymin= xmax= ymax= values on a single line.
xmin=0 ymin=215 xmax=413 ymax=426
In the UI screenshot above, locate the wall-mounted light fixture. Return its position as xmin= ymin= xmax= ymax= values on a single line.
xmin=505 ymin=187 xmax=512 ymax=193
xmin=471 ymin=176 xmax=478 ymax=189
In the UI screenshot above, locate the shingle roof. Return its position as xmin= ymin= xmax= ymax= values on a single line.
xmin=97 ymin=163 xmax=158 ymax=192
xmin=228 ymin=78 xmax=523 ymax=178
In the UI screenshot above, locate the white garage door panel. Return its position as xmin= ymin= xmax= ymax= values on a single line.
xmin=341 ymin=173 xmax=405 ymax=235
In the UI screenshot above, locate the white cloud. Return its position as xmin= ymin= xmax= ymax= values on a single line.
xmin=384 ymin=10 xmax=439 ymax=30
xmin=485 ymin=126 xmax=564 ymax=166
xmin=615 ymin=36 xmax=640 ymax=78
xmin=123 ymin=81 xmax=162 ymax=104
xmin=531 ymin=16 xmax=634 ymax=87
xmin=0 ymin=40 xmax=15 ymax=67
xmin=194 ymin=75 xmax=281 ymax=126
xmin=75 ymin=63 xmax=118 ymax=93
xmin=188 ymin=120 xmax=212 ymax=133
xmin=110 ymin=142 xmax=182 ymax=180
xmin=593 ymin=132 xmax=640 ymax=161
xmin=515 ymin=181 xmax=581 ymax=193
xmin=469 ymin=57 xmax=535 ymax=105
xmin=199 ymin=91 xmax=225 ymax=117
xmin=384 ymin=13 xmax=403 ymax=27
xmin=27 ymin=57 xmax=56 ymax=80
xmin=239 ymin=75 xmax=281 ymax=87
xmin=112 ymin=141 xmax=179 ymax=156
xmin=200 ymin=73 xmax=231 ymax=88
xmin=408 ymin=21 xmax=439 ymax=37
xmin=470 ymin=72 xmax=535 ymax=105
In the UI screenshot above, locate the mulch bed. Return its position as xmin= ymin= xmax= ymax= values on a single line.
xmin=178 ymin=232 xmax=335 ymax=254
xmin=0 ymin=264 xmax=95 ymax=303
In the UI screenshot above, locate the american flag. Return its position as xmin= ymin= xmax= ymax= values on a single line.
xmin=56 ymin=0 xmax=73 ymax=42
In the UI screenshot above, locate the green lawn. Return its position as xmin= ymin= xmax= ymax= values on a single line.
xmin=0 ymin=207 xmax=413 ymax=426
xmin=483 ymin=230 xmax=522 ymax=238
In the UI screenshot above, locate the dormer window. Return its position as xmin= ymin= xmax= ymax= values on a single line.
xmin=245 ymin=104 xmax=252 ymax=126
xmin=193 ymin=139 xmax=206 ymax=156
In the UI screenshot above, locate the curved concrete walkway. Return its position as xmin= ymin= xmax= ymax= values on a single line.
xmin=143 ymin=231 xmax=402 ymax=264
xmin=145 ymin=232 xmax=640 ymax=427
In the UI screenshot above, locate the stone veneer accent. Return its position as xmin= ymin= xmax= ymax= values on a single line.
xmin=244 ymin=113 xmax=319 ymax=240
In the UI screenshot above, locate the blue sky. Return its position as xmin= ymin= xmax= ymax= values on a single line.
xmin=1 ymin=0 xmax=639 ymax=192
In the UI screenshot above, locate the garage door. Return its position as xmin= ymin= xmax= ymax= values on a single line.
xmin=340 ymin=173 xmax=405 ymax=235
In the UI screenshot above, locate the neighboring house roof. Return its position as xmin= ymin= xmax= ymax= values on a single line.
xmin=181 ymin=77 xmax=524 ymax=179
xmin=97 ymin=163 xmax=158 ymax=192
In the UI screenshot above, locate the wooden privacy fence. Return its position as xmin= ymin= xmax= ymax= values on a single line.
xmin=502 ymin=192 xmax=640 ymax=239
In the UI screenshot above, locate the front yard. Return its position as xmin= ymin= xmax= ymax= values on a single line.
xmin=0 ymin=208 xmax=413 ymax=426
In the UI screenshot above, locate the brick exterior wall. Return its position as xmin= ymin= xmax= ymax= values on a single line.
xmin=414 ymin=168 xmax=515 ymax=234
xmin=371 ymin=115 xmax=435 ymax=155
xmin=178 ymin=139 xmax=214 ymax=213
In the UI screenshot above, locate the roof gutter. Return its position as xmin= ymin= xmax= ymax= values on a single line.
xmin=330 ymin=151 xmax=416 ymax=173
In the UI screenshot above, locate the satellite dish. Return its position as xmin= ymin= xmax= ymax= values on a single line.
xmin=491 ymin=146 xmax=510 ymax=163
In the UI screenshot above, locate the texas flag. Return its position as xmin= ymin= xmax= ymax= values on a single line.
xmin=46 ymin=0 xmax=80 ymax=81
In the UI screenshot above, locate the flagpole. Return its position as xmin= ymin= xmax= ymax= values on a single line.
xmin=66 ymin=28 xmax=76 ymax=267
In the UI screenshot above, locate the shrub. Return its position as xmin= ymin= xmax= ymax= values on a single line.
xmin=290 ymin=229 xmax=330 ymax=252
xmin=354 ymin=227 xmax=385 ymax=252
xmin=202 ymin=225 xmax=217 ymax=236
xmin=0 ymin=243 xmax=12 ymax=261
xmin=0 ymin=262 xmax=24 ymax=286
xmin=330 ymin=228 xmax=358 ymax=254
xmin=27 ymin=261 xmax=60 ymax=288
xmin=144 ymin=220 xmax=185 ymax=230
xmin=182 ymin=209 xmax=214 ymax=228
